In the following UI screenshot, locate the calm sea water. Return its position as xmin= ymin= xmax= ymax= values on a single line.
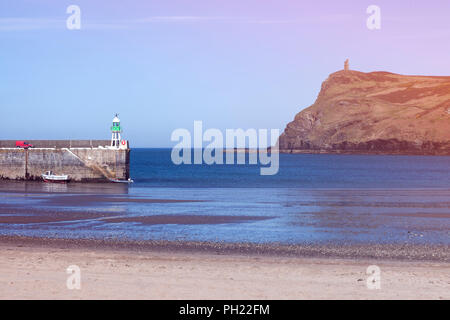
xmin=0 ymin=148 xmax=449 ymax=245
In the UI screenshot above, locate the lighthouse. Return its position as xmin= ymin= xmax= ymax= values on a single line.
xmin=111 ymin=114 xmax=122 ymax=148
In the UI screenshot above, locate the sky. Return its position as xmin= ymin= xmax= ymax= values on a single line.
xmin=1 ymin=0 xmax=450 ymax=147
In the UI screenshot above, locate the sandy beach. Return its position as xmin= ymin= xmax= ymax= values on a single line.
xmin=1 ymin=240 xmax=448 ymax=300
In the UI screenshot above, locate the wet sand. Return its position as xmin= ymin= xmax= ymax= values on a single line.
xmin=0 ymin=236 xmax=449 ymax=262
xmin=0 ymin=240 xmax=449 ymax=300
xmin=0 ymin=210 xmax=271 ymax=225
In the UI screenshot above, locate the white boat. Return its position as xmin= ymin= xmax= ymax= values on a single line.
xmin=108 ymin=178 xmax=134 ymax=184
xmin=42 ymin=171 xmax=70 ymax=183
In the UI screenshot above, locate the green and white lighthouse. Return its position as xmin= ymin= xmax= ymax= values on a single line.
xmin=111 ymin=114 xmax=122 ymax=148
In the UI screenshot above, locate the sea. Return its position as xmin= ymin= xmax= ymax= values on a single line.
xmin=0 ymin=149 xmax=449 ymax=245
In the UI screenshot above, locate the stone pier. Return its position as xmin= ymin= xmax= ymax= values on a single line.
xmin=0 ymin=140 xmax=130 ymax=182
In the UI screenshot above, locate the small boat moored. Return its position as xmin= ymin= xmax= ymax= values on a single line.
xmin=108 ymin=178 xmax=134 ymax=184
xmin=42 ymin=171 xmax=70 ymax=183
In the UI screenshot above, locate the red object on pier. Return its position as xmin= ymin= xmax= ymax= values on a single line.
xmin=15 ymin=141 xmax=34 ymax=149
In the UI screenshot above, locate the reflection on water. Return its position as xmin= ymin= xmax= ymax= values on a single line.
xmin=0 ymin=181 xmax=130 ymax=195
xmin=41 ymin=183 xmax=68 ymax=193
xmin=0 ymin=184 xmax=448 ymax=245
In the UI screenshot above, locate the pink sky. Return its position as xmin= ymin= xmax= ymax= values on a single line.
xmin=1 ymin=0 xmax=449 ymax=146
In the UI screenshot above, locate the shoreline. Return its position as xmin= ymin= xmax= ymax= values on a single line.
xmin=1 ymin=240 xmax=448 ymax=299
xmin=278 ymin=149 xmax=450 ymax=156
xmin=1 ymin=235 xmax=448 ymax=263
xmin=220 ymin=147 xmax=450 ymax=156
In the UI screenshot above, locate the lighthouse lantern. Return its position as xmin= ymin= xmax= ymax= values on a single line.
xmin=111 ymin=114 xmax=122 ymax=148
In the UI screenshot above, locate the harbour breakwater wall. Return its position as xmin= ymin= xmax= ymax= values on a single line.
xmin=0 ymin=140 xmax=130 ymax=182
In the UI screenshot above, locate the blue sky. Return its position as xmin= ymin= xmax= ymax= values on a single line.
xmin=1 ymin=0 xmax=450 ymax=147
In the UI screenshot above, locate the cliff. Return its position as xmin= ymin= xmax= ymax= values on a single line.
xmin=278 ymin=70 xmax=450 ymax=155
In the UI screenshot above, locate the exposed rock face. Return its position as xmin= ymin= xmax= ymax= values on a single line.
xmin=279 ymin=70 xmax=450 ymax=155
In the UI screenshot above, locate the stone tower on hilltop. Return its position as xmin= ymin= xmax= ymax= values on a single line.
xmin=344 ymin=59 xmax=349 ymax=71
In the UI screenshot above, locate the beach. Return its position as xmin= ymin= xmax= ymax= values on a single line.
xmin=1 ymin=238 xmax=449 ymax=300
